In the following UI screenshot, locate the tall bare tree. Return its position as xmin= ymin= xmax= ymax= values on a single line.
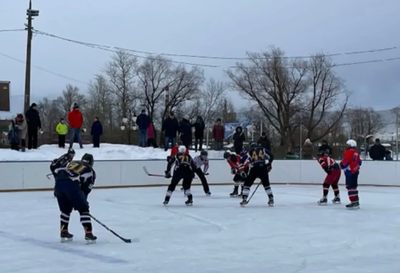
xmin=56 ymin=84 xmax=86 ymax=117
xmin=198 ymin=78 xmax=227 ymax=124
xmin=347 ymin=106 xmax=383 ymax=139
xmin=37 ymin=97 xmax=63 ymax=141
xmin=228 ymin=47 xmax=309 ymax=146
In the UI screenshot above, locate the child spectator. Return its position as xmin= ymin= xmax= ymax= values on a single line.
xmin=56 ymin=118 xmax=68 ymax=148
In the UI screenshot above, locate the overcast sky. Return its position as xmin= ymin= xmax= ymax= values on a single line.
xmin=1 ymin=0 xmax=400 ymax=117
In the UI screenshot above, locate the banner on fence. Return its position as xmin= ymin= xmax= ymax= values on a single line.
xmin=224 ymin=119 xmax=251 ymax=139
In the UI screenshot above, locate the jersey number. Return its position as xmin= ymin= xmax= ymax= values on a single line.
xmin=251 ymin=150 xmax=263 ymax=160
xmin=67 ymin=162 xmax=85 ymax=174
xmin=179 ymin=155 xmax=189 ymax=162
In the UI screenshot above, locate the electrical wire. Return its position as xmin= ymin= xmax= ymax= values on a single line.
xmin=33 ymin=29 xmax=400 ymax=61
xmin=33 ymin=29 xmax=400 ymax=69
xmin=0 ymin=29 xmax=25 ymax=33
xmin=0 ymin=52 xmax=89 ymax=85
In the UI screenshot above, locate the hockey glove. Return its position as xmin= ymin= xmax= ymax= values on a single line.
xmin=165 ymin=171 xmax=171 ymax=179
xmin=240 ymin=171 xmax=247 ymax=178
xmin=166 ymin=156 xmax=171 ymax=162
xmin=231 ymin=168 xmax=237 ymax=175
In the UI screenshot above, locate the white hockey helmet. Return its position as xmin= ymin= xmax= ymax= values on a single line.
xmin=346 ymin=139 xmax=357 ymax=148
xmin=178 ymin=145 xmax=187 ymax=153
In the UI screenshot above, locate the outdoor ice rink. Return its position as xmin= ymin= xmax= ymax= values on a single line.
xmin=0 ymin=184 xmax=398 ymax=273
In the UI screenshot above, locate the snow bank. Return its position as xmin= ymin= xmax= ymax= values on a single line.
xmin=0 ymin=143 xmax=225 ymax=161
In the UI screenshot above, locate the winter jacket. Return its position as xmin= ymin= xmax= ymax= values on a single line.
xmin=162 ymin=117 xmax=179 ymax=138
xmin=302 ymin=143 xmax=314 ymax=159
xmin=179 ymin=119 xmax=192 ymax=145
xmin=8 ymin=121 xmax=19 ymax=144
xmin=56 ymin=123 xmax=68 ymax=135
xmin=147 ymin=124 xmax=155 ymax=139
xmin=233 ymin=127 xmax=245 ymax=149
xmin=15 ymin=115 xmax=27 ymax=140
xmin=318 ymin=144 xmax=332 ymax=155
xmin=192 ymin=118 xmax=205 ymax=139
xmin=136 ymin=113 xmax=150 ymax=131
xmin=68 ymin=109 xmax=83 ymax=129
xmin=212 ymin=124 xmax=224 ymax=141
xmin=25 ymin=107 xmax=41 ymax=129
xmin=257 ymin=136 xmax=271 ymax=151
xmin=91 ymin=120 xmax=103 ymax=136
xmin=369 ymin=144 xmax=386 ymax=160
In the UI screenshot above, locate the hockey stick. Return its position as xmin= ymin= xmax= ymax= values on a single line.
xmin=143 ymin=166 xmax=165 ymax=177
xmin=246 ymin=181 xmax=262 ymax=204
xmin=89 ymin=214 xmax=137 ymax=243
xmin=46 ymin=173 xmax=53 ymax=180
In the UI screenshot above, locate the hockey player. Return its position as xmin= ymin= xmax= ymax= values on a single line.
xmin=54 ymin=153 xmax=97 ymax=243
xmin=50 ymin=148 xmax=76 ymax=197
xmin=164 ymin=146 xmax=197 ymax=206
xmin=193 ymin=150 xmax=211 ymax=196
xmin=317 ymin=149 xmax=341 ymax=205
xmin=237 ymin=141 xmax=274 ymax=206
xmin=340 ymin=139 xmax=361 ymax=209
xmin=223 ymin=150 xmax=247 ymax=197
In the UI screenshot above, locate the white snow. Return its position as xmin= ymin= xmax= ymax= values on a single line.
xmin=0 ymin=143 xmax=225 ymax=161
xmin=0 ymin=185 xmax=398 ymax=273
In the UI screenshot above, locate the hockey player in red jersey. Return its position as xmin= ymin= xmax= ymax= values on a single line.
xmin=223 ymin=151 xmax=247 ymax=197
xmin=340 ymin=139 xmax=361 ymax=209
xmin=317 ymin=149 xmax=341 ymax=205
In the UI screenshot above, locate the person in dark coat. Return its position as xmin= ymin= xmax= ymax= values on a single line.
xmin=192 ymin=116 xmax=205 ymax=152
xmin=257 ymin=132 xmax=271 ymax=151
xmin=91 ymin=117 xmax=103 ymax=148
xmin=8 ymin=120 xmax=19 ymax=151
xmin=179 ymin=115 xmax=192 ymax=149
xmin=319 ymin=140 xmax=332 ymax=156
xmin=232 ymin=126 xmax=245 ymax=154
xmin=25 ymin=103 xmax=42 ymax=149
xmin=162 ymin=111 xmax=180 ymax=151
xmin=369 ymin=138 xmax=386 ymax=160
xmin=136 ymin=109 xmax=151 ymax=147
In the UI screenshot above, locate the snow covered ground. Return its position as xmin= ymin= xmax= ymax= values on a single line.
xmin=0 ymin=144 xmax=226 ymax=161
xmin=0 ymin=185 xmax=398 ymax=273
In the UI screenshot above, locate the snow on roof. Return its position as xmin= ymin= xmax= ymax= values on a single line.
xmin=0 ymin=143 xmax=225 ymax=161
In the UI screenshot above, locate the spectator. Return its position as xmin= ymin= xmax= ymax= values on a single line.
xmin=212 ymin=118 xmax=224 ymax=150
xmin=385 ymin=150 xmax=393 ymax=161
xmin=257 ymin=132 xmax=271 ymax=151
xmin=284 ymin=146 xmax=298 ymax=159
xmin=179 ymin=115 xmax=192 ymax=149
xmin=147 ymin=123 xmax=157 ymax=148
xmin=302 ymin=138 xmax=314 ymax=159
xmin=162 ymin=111 xmax=179 ymax=151
xmin=91 ymin=117 xmax=103 ymax=148
xmin=192 ymin=115 xmax=205 ymax=152
xmin=15 ymin=114 xmax=27 ymax=152
xmin=369 ymin=138 xmax=386 ymax=160
xmin=232 ymin=126 xmax=245 ymax=154
xmin=136 ymin=109 xmax=150 ymax=147
xmin=67 ymin=103 xmax=83 ymax=149
xmin=8 ymin=119 xmax=19 ymax=151
xmin=56 ymin=118 xmax=68 ymax=148
xmin=319 ymin=140 xmax=332 ymax=156
xmin=25 ymin=103 xmax=41 ymax=149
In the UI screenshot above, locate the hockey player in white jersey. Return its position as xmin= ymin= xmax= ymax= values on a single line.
xmin=193 ymin=150 xmax=211 ymax=195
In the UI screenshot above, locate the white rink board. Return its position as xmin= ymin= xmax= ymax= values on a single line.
xmin=0 ymin=159 xmax=398 ymax=191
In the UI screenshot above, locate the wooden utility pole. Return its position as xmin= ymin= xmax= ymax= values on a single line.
xmin=24 ymin=0 xmax=39 ymax=112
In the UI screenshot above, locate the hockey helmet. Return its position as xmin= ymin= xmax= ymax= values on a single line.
xmin=223 ymin=151 xmax=230 ymax=159
xmin=68 ymin=148 xmax=75 ymax=154
xmin=81 ymin=153 xmax=94 ymax=167
xmin=317 ymin=150 xmax=325 ymax=157
xmin=200 ymin=150 xmax=208 ymax=159
xmin=178 ymin=145 xmax=187 ymax=153
xmin=346 ymin=139 xmax=357 ymax=148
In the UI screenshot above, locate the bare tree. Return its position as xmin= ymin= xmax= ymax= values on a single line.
xmin=198 ymin=78 xmax=226 ymax=124
xmin=104 ymin=50 xmax=138 ymax=119
xmin=347 ymin=106 xmax=384 ymax=139
xmin=301 ymin=54 xmax=349 ymax=142
xmin=37 ymin=97 xmax=63 ymax=141
xmin=228 ymin=47 xmax=309 ymax=146
xmin=56 ymin=84 xmax=86 ymax=116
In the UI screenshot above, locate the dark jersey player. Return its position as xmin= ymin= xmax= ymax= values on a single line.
xmin=50 ymin=149 xmax=76 ymax=197
xmin=54 ymin=153 xmax=97 ymax=243
xmin=237 ymin=142 xmax=274 ymax=206
xmin=164 ymin=146 xmax=197 ymax=206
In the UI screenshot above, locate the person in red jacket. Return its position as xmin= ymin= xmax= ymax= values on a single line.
xmin=317 ymin=149 xmax=341 ymax=205
xmin=68 ymin=103 xmax=84 ymax=149
xmin=212 ymin=118 xmax=224 ymax=150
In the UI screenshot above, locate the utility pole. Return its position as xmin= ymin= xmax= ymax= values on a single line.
xmin=24 ymin=0 xmax=39 ymax=112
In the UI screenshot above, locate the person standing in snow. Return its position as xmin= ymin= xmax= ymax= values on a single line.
xmin=147 ymin=123 xmax=157 ymax=148
xmin=25 ymin=103 xmax=41 ymax=149
xmin=136 ymin=109 xmax=151 ymax=147
xmin=179 ymin=115 xmax=192 ymax=149
xmin=56 ymin=118 xmax=68 ymax=148
xmin=212 ymin=118 xmax=224 ymax=150
xmin=162 ymin=111 xmax=180 ymax=151
xmin=232 ymin=126 xmax=245 ymax=154
xmin=68 ymin=103 xmax=83 ymax=149
xmin=90 ymin=117 xmax=103 ymax=148
xmin=15 ymin=114 xmax=27 ymax=152
xmin=192 ymin=116 xmax=205 ymax=152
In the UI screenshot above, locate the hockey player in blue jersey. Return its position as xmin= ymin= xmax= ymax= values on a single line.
xmin=54 ymin=153 xmax=97 ymax=243
xmin=50 ymin=148 xmax=76 ymax=197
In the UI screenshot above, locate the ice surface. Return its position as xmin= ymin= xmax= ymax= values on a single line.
xmin=0 ymin=143 xmax=225 ymax=161
xmin=0 ymin=185 xmax=399 ymax=273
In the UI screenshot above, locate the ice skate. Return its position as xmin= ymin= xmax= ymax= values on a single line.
xmin=268 ymin=197 xmax=274 ymax=207
xmin=180 ymin=187 xmax=184 ymax=191
xmin=230 ymin=187 xmax=239 ymax=197
xmin=60 ymin=230 xmax=73 ymax=243
xmin=205 ymin=192 xmax=211 ymax=196
xmin=318 ymin=197 xmax=328 ymax=205
xmin=346 ymin=201 xmax=360 ymax=210
xmin=163 ymin=196 xmax=170 ymax=205
xmin=185 ymin=195 xmax=193 ymax=206
xmin=240 ymin=196 xmax=248 ymax=207
xmin=85 ymin=232 xmax=97 ymax=244
xmin=332 ymin=196 xmax=341 ymax=204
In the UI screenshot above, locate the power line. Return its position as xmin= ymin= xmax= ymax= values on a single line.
xmin=0 ymin=52 xmax=89 ymax=85
xmin=0 ymin=29 xmax=25 ymax=33
xmin=33 ymin=29 xmax=400 ymax=61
